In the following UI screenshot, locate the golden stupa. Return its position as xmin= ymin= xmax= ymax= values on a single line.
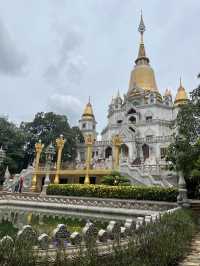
xmin=128 ymin=13 xmax=158 ymax=96
xmin=82 ymin=98 xmax=94 ymax=120
xmin=174 ymin=79 xmax=188 ymax=106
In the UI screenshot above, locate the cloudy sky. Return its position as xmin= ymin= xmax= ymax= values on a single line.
xmin=0 ymin=0 xmax=199 ymax=134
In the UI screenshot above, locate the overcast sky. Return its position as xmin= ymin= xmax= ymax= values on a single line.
xmin=0 ymin=0 xmax=199 ymax=134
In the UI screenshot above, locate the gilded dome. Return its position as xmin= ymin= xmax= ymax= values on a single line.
xmin=127 ymin=13 xmax=158 ymax=97
xmin=129 ymin=64 xmax=158 ymax=92
xmin=174 ymin=80 xmax=188 ymax=106
xmin=82 ymin=101 xmax=94 ymax=120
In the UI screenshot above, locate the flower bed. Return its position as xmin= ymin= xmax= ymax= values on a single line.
xmin=47 ymin=184 xmax=178 ymax=202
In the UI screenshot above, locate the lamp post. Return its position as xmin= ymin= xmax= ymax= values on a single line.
xmin=41 ymin=143 xmax=55 ymax=195
xmin=30 ymin=140 xmax=44 ymax=192
xmin=84 ymin=134 xmax=94 ymax=185
xmin=177 ymin=171 xmax=190 ymax=208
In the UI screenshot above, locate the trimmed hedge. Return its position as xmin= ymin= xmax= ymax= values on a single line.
xmin=47 ymin=184 xmax=178 ymax=202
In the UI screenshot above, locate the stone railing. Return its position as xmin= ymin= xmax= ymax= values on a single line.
xmin=131 ymin=163 xmax=167 ymax=176
xmin=0 ymin=207 xmax=180 ymax=258
xmin=77 ymin=135 xmax=173 ymax=148
xmin=136 ymin=135 xmax=173 ymax=144
xmin=0 ymin=192 xmax=177 ymax=212
xmin=134 ymin=118 xmax=173 ymax=127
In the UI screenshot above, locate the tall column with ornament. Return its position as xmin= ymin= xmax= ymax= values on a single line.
xmin=112 ymin=135 xmax=122 ymax=170
xmin=84 ymin=134 xmax=94 ymax=184
xmin=54 ymin=135 xmax=66 ymax=184
xmin=30 ymin=140 xmax=44 ymax=192
xmin=41 ymin=143 xmax=55 ymax=195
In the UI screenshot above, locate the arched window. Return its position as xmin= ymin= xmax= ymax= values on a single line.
xmin=142 ymin=144 xmax=150 ymax=161
xmin=127 ymin=108 xmax=136 ymax=115
xmin=129 ymin=116 xmax=136 ymax=123
xmin=149 ymin=94 xmax=154 ymax=104
xmin=105 ymin=146 xmax=112 ymax=158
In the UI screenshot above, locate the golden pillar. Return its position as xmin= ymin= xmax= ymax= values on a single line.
xmin=112 ymin=135 xmax=122 ymax=170
xmin=84 ymin=134 xmax=94 ymax=185
xmin=54 ymin=135 xmax=66 ymax=184
xmin=31 ymin=140 xmax=44 ymax=192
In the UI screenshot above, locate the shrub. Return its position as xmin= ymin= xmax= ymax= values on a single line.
xmin=101 ymin=171 xmax=130 ymax=186
xmin=0 ymin=210 xmax=195 ymax=266
xmin=47 ymin=184 xmax=178 ymax=202
xmin=94 ymin=209 xmax=195 ymax=266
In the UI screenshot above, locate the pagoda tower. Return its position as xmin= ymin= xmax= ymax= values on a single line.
xmin=79 ymin=98 xmax=97 ymax=140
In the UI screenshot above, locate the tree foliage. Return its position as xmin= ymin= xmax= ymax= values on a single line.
xmin=20 ymin=112 xmax=84 ymax=165
xmin=0 ymin=112 xmax=83 ymax=177
xmin=166 ymin=74 xmax=200 ymax=197
xmin=0 ymin=118 xmax=26 ymax=175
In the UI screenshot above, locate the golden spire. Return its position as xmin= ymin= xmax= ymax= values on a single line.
xmin=128 ymin=12 xmax=158 ymax=94
xmin=82 ymin=98 xmax=95 ymax=120
xmin=139 ymin=10 xmax=145 ymax=42
xmin=135 ymin=10 xmax=149 ymax=64
xmin=174 ymin=78 xmax=188 ymax=106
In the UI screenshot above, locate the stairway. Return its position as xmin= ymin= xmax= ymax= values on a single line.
xmin=120 ymin=163 xmax=171 ymax=187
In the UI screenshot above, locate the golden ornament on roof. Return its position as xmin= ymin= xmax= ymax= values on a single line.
xmin=174 ymin=79 xmax=188 ymax=106
xmin=128 ymin=12 xmax=158 ymax=96
xmin=82 ymin=99 xmax=94 ymax=120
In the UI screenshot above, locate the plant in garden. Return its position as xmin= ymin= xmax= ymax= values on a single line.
xmin=47 ymin=184 xmax=178 ymax=202
xmin=0 ymin=210 xmax=195 ymax=266
xmin=101 ymin=171 xmax=130 ymax=186
xmin=166 ymin=74 xmax=200 ymax=198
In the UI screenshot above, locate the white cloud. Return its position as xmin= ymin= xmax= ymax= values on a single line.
xmin=44 ymin=26 xmax=87 ymax=86
xmin=0 ymin=18 xmax=26 ymax=75
xmin=46 ymin=93 xmax=82 ymax=125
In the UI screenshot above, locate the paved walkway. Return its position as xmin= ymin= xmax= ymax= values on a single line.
xmin=179 ymin=231 xmax=200 ymax=266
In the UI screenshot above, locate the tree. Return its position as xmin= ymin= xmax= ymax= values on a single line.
xmin=0 ymin=118 xmax=26 ymax=176
xmin=166 ymin=74 xmax=200 ymax=197
xmin=21 ymin=112 xmax=83 ymax=167
xmin=101 ymin=171 xmax=130 ymax=186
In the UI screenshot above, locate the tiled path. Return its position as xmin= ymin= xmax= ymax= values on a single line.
xmin=179 ymin=231 xmax=200 ymax=266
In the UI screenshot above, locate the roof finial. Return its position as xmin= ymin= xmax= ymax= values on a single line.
xmin=135 ymin=11 xmax=149 ymax=63
xmin=88 ymin=96 xmax=91 ymax=104
xmin=138 ymin=9 xmax=146 ymax=44
xmin=180 ymin=77 xmax=182 ymax=87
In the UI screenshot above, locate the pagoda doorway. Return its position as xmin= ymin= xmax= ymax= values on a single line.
xmin=105 ymin=146 xmax=112 ymax=159
xmin=142 ymin=144 xmax=149 ymax=161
